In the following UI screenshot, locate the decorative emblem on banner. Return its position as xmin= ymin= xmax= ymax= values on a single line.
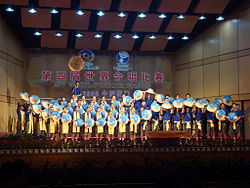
xmin=68 ymin=56 xmax=84 ymax=72
xmin=78 ymin=49 xmax=99 ymax=70
xmin=113 ymin=51 xmax=132 ymax=71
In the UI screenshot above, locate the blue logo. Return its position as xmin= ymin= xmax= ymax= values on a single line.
xmin=113 ymin=51 xmax=132 ymax=71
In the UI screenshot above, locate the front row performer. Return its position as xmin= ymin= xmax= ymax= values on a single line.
xmin=17 ymin=90 xmax=244 ymax=143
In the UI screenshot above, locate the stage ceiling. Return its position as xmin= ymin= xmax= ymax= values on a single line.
xmin=0 ymin=0 xmax=245 ymax=52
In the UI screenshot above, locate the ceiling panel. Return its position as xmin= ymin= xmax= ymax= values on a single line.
xmin=21 ymin=8 xmax=51 ymax=28
xmin=39 ymin=0 xmax=71 ymax=8
xmin=96 ymin=12 xmax=127 ymax=31
xmin=79 ymin=0 xmax=112 ymax=10
xmin=108 ymin=33 xmax=135 ymax=51
xmin=75 ymin=32 xmax=103 ymax=50
xmin=0 ymin=0 xmax=28 ymax=5
xmin=132 ymin=14 xmax=163 ymax=32
xmin=140 ymin=35 xmax=168 ymax=51
xmin=60 ymin=10 xmax=91 ymax=30
xmin=194 ymin=0 xmax=230 ymax=14
xmin=157 ymin=0 xmax=192 ymax=13
xmin=165 ymin=15 xmax=199 ymax=33
xmin=41 ymin=30 xmax=68 ymax=49
xmin=119 ymin=0 xmax=152 ymax=12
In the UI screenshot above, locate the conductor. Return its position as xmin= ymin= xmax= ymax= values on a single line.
xmin=72 ymin=81 xmax=83 ymax=99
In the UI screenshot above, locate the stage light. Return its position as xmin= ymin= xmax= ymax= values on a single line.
xmin=199 ymin=15 xmax=206 ymax=20
xmin=177 ymin=14 xmax=184 ymax=19
xmin=28 ymin=8 xmax=37 ymax=14
xmin=97 ymin=11 xmax=105 ymax=16
xmin=5 ymin=7 xmax=14 ymax=12
xmin=94 ymin=33 xmax=102 ymax=38
xmin=55 ymin=32 xmax=63 ymax=37
xmin=158 ymin=13 xmax=166 ymax=19
xmin=76 ymin=10 xmax=84 ymax=15
xmin=216 ymin=16 xmax=224 ymax=21
xmin=114 ymin=34 xmax=122 ymax=39
xmin=75 ymin=33 xmax=83 ymax=38
xmin=34 ymin=31 xmax=42 ymax=36
xmin=118 ymin=12 xmax=126 ymax=17
xmin=132 ymin=34 xmax=139 ymax=39
xmin=50 ymin=9 xmax=59 ymax=14
xmin=167 ymin=35 xmax=174 ymax=40
xmin=138 ymin=13 xmax=146 ymax=18
xmin=182 ymin=35 xmax=189 ymax=40
xmin=149 ymin=34 xmax=156 ymax=39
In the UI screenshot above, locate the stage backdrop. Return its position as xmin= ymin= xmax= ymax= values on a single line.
xmin=26 ymin=49 xmax=174 ymax=100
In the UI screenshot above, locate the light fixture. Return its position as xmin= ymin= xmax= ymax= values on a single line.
xmin=132 ymin=34 xmax=139 ymax=39
xmin=50 ymin=9 xmax=59 ymax=14
xmin=177 ymin=14 xmax=184 ymax=19
xmin=114 ymin=33 xmax=122 ymax=39
xmin=5 ymin=7 xmax=14 ymax=12
xmin=55 ymin=32 xmax=63 ymax=37
xmin=182 ymin=35 xmax=189 ymax=40
xmin=28 ymin=8 xmax=37 ymax=14
xmin=199 ymin=15 xmax=206 ymax=20
xmin=158 ymin=13 xmax=166 ymax=19
xmin=76 ymin=10 xmax=84 ymax=15
xmin=216 ymin=15 xmax=224 ymax=21
xmin=167 ymin=35 xmax=174 ymax=40
xmin=75 ymin=33 xmax=83 ymax=38
xmin=118 ymin=12 xmax=126 ymax=18
xmin=149 ymin=34 xmax=156 ymax=39
xmin=94 ymin=33 xmax=102 ymax=38
xmin=97 ymin=11 xmax=105 ymax=16
xmin=34 ymin=31 xmax=42 ymax=36
xmin=138 ymin=13 xmax=146 ymax=18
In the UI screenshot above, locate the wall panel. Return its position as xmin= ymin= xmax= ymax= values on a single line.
xmin=204 ymin=63 xmax=219 ymax=97
xmin=239 ymin=55 xmax=250 ymax=94
xmin=175 ymin=69 xmax=189 ymax=97
xmin=189 ymin=66 xmax=203 ymax=98
xmin=238 ymin=8 xmax=250 ymax=50
xmin=219 ymin=18 xmax=238 ymax=55
xmin=220 ymin=59 xmax=238 ymax=95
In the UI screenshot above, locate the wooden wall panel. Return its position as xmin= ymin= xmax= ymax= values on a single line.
xmin=219 ymin=18 xmax=238 ymax=55
xmin=175 ymin=69 xmax=188 ymax=97
xmin=239 ymin=55 xmax=250 ymax=94
xmin=189 ymin=66 xmax=203 ymax=98
xmin=203 ymin=24 xmax=220 ymax=59
xmin=204 ymin=63 xmax=219 ymax=97
xmin=0 ymin=59 xmax=7 ymax=96
xmin=238 ymin=8 xmax=250 ymax=50
xmin=188 ymin=39 xmax=203 ymax=62
xmin=220 ymin=59 xmax=238 ymax=95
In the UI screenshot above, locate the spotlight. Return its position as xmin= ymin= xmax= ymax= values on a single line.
xmin=28 ymin=8 xmax=37 ymax=14
xmin=75 ymin=33 xmax=83 ymax=38
xmin=94 ymin=33 xmax=102 ymax=38
xmin=50 ymin=9 xmax=59 ymax=14
xmin=182 ymin=35 xmax=189 ymax=40
xmin=216 ymin=16 xmax=224 ymax=21
xmin=34 ymin=31 xmax=42 ymax=36
xmin=97 ymin=11 xmax=105 ymax=16
xmin=118 ymin=12 xmax=126 ymax=18
xmin=158 ymin=13 xmax=166 ymax=19
xmin=138 ymin=13 xmax=146 ymax=18
xmin=76 ymin=10 xmax=84 ymax=15
xmin=132 ymin=34 xmax=139 ymax=39
xmin=177 ymin=14 xmax=184 ymax=19
xmin=5 ymin=7 xmax=14 ymax=12
xmin=167 ymin=35 xmax=174 ymax=40
xmin=114 ymin=34 xmax=122 ymax=39
xmin=199 ymin=15 xmax=206 ymax=20
xmin=55 ymin=32 xmax=63 ymax=37
xmin=149 ymin=34 xmax=156 ymax=39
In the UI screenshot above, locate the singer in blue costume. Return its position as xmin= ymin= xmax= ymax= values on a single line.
xmin=71 ymin=81 xmax=83 ymax=100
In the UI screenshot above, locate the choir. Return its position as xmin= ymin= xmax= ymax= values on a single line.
xmin=17 ymin=85 xmax=245 ymax=143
